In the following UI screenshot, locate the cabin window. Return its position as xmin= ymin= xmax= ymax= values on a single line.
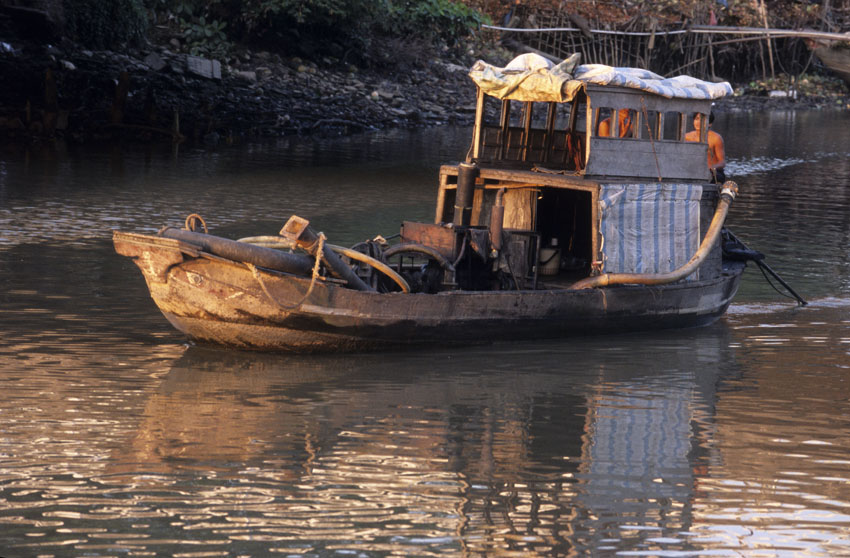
xmin=594 ymin=107 xmax=638 ymax=139
xmin=685 ymin=112 xmax=709 ymax=143
xmin=553 ymin=101 xmax=573 ymax=129
xmin=583 ymin=90 xmax=715 ymax=180
xmin=593 ymin=108 xmax=709 ymax=145
xmin=505 ymin=99 xmax=523 ymax=127
xmin=638 ymin=110 xmax=661 ymax=140
xmin=571 ymin=100 xmax=587 ymax=134
xmin=475 ymin=93 xmax=586 ymax=171
xmin=502 ymin=100 xmax=528 ymax=161
xmin=661 ymin=111 xmax=685 ymax=141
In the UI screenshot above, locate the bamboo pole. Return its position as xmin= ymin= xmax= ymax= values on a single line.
xmin=708 ymin=35 xmax=717 ymax=79
xmin=757 ymin=0 xmax=776 ymax=77
xmin=482 ymin=23 xmax=850 ymax=42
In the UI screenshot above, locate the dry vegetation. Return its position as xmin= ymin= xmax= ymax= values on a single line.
xmin=464 ymin=0 xmax=849 ymax=102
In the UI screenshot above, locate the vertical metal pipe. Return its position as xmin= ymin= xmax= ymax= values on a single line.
xmin=453 ymin=162 xmax=479 ymax=227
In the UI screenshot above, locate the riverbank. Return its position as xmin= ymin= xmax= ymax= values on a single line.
xmin=1 ymin=37 xmax=847 ymax=145
xmin=0 ymin=36 xmax=483 ymax=144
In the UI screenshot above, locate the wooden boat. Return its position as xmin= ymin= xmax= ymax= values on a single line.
xmin=115 ymin=55 xmax=749 ymax=352
xmin=806 ymin=38 xmax=850 ymax=87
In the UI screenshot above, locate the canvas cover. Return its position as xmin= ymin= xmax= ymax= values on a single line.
xmin=469 ymin=54 xmax=732 ymax=102
xmin=598 ymin=183 xmax=703 ymax=279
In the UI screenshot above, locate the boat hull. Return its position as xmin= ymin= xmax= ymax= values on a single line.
xmin=813 ymin=44 xmax=850 ymax=87
xmin=115 ymin=231 xmax=745 ymax=352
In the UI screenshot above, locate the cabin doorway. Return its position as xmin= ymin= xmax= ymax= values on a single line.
xmin=535 ymin=187 xmax=593 ymax=281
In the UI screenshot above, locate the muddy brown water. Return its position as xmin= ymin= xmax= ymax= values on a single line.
xmin=1 ymin=110 xmax=849 ymax=557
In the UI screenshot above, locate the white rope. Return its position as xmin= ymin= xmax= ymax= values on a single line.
xmin=246 ymin=232 xmax=326 ymax=312
xmin=483 ymin=23 xmax=683 ymax=37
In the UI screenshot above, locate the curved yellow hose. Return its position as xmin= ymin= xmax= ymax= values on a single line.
xmin=238 ymin=235 xmax=296 ymax=248
xmin=329 ymin=245 xmax=410 ymax=294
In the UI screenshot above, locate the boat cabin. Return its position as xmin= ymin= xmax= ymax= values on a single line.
xmin=469 ymin=84 xmax=712 ymax=181
xmin=396 ymin=57 xmax=731 ymax=292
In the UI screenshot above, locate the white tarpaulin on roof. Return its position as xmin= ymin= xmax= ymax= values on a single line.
xmin=599 ymin=183 xmax=703 ymax=279
xmin=468 ymin=53 xmax=583 ymax=102
xmin=574 ymin=64 xmax=733 ymax=99
xmin=469 ymin=53 xmax=732 ymax=102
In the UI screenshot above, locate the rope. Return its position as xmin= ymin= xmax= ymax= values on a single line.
xmin=482 ymin=23 xmax=690 ymax=36
xmin=755 ymin=261 xmax=799 ymax=303
xmin=640 ymin=98 xmax=663 ymax=182
xmin=239 ymin=237 xmax=409 ymax=293
xmin=184 ymin=213 xmax=207 ymax=233
xmin=246 ymin=232 xmax=326 ymax=311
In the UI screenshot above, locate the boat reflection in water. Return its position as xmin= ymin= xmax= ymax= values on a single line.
xmin=104 ymin=325 xmax=737 ymax=556
xmin=687 ymin=300 xmax=850 ymax=556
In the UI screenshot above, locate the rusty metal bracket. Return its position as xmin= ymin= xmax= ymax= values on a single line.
xmin=280 ymin=215 xmax=310 ymax=242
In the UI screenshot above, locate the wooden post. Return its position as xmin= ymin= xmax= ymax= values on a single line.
xmin=544 ymin=101 xmax=557 ymax=156
xmin=751 ymin=0 xmax=775 ymax=79
xmin=470 ymin=87 xmax=485 ymax=161
xmin=708 ymin=33 xmax=716 ymax=80
xmin=759 ymin=0 xmax=775 ymax=78
xmin=521 ymin=101 xmax=532 ymax=161
xmin=585 ymin=100 xmax=593 ymax=166
xmin=499 ymin=99 xmax=510 ymax=160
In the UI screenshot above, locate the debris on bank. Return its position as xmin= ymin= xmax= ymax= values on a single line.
xmin=720 ymin=73 xmax=850 ymax=111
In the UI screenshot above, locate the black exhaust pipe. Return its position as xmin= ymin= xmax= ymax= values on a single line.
xmin=452 ymin=162 xmax=478 ymax=227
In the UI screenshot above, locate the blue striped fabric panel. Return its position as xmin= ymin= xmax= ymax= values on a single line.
xmin=599 ymin=183 xmax=703 ymax=280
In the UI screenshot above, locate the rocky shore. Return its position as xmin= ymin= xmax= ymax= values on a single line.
xmin=1 ymin=38 xmax=847 ymax=145
xmin=0 ymin=39 xmax=482 ymax=144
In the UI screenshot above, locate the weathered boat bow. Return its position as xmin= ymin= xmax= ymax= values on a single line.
xmin=115 ymin=54 xmax=756 ymax=352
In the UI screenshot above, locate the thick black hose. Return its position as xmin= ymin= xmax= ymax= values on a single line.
xmin=159 ymin=227 xmax=315 ymax=277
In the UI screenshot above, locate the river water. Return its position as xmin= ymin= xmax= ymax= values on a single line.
xmin=1 ymin=110 xmax=849 ymax=557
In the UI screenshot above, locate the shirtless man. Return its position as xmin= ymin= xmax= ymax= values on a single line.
xmin=597 ymin=108 xmax=633 ymax=138
xmin=685 ymin=112 xmax=725 ymax=183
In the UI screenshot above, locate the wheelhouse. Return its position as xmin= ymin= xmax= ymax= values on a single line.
xmin=411 ymin=58 xmax=729 ymax=290
xmin=469 ymin=84 xmax=712 ymax=180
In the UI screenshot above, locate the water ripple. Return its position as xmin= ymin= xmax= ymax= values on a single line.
xmin=2 ymin=117 xmax=850 ymax=556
